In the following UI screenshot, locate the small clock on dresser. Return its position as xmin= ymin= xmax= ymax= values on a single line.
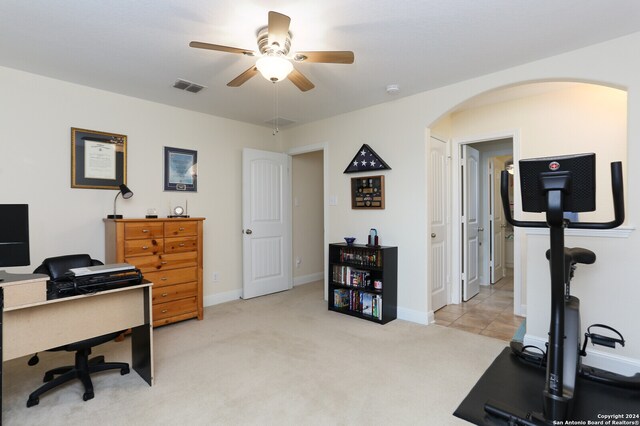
xmin=168 ymin=205 xmax=189 ymax=218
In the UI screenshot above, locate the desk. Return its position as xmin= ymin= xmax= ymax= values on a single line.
xmin=0 ymin=271 xmax=153 ymax=422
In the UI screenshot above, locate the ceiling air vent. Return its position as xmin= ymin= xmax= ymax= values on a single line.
xmin=173 ymin=79 xmax=206 ymax=93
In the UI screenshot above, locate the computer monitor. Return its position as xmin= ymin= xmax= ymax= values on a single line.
xmin=0 ymin=204 xmax=31 ymax=269
xmin=519 ymin=153 xmax=596 ymax=213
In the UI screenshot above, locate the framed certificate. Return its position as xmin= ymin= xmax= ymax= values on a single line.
xmin=71 ymin=128 xmax=127 ymax=189
xmin=164 ymin=146 xmax=197 ymax=192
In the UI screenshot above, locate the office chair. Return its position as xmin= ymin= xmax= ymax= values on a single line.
xmin=26 ymin=254 xmax=130 ymax=407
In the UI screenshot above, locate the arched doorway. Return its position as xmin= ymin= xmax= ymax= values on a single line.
xmin=427 ymin=82 xmax=627 ymax=341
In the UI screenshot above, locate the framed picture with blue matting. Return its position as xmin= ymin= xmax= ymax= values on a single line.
xmin=164 ymin=146 xmax=197 ymax=192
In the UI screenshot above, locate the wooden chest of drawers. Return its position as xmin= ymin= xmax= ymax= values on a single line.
xmin=105 ymin=218 xmax=205 ymax=327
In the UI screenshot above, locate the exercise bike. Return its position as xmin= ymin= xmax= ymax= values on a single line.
xmin=484 ymin=153 xmax=640 ymax=424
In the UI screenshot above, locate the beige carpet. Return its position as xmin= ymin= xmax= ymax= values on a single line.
xmin=2 ymin=281 xmax=505 ymax=425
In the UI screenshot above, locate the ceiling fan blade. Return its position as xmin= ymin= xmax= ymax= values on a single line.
xmin=287 ymin=68 xmax=315 ymax=92
xmin=227 ymin=66 xmax=259 ymax=87
xmin=293 ymin=51 xmax=355 ymax=64
xmin=268 ymin=11 xmax=291 ymax=50
xmin=189 ymin=41 xmax=254 ymax=56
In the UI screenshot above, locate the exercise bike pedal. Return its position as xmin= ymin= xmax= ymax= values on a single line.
xmin=510 ymin=341 xmax=547 ymax=369
xmin=581 ymin=324 xmax=625 ymax=355
xmin=591 ymin=334 xmax=619 ymax=348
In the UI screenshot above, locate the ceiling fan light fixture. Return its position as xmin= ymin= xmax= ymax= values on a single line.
xmin=190 ymin=11 xmax=353 ymax=91
xmin=256 ymin=55 xmax=293 ymax=82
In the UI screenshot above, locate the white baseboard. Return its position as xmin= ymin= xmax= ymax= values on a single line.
xmin=203 ymin=281 xmax=430 ymax=326
xmin=203 ymin=289 xmax=241 ymax=307
xmin=524 ymin=334 xmax=640 ymax=376
xmin=427 ymin=310 xmax=435 ymax=324
xmin=203 ymin=274 xmax=322 ymax=307
xmin=293 ymin=272 xmax=323 ymax=287
xmin=397 ymin=306 xmax=429 ymax=325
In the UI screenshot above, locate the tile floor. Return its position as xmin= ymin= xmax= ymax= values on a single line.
xmin=434 ymin=271 xmax=525 ymax=341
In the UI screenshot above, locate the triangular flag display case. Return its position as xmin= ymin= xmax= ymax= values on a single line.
xmin=344 ymin=144 xmax=391 ymax=173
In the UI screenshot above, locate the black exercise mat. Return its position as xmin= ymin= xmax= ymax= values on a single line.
xmin=454 ymin=347 xmax=640 ymax=425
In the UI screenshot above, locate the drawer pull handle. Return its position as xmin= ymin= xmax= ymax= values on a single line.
xmin=161 ymin=309 xmax=168 ymax=313
xmin=179 ymin=243 xmax=185 ymax=247
xmin=142 ymin=246 xmax=149 ymax=250
xmin=179 ymin=227 xmax=185 ymax=231
xmin=161 ymin=293 xmax=168 ymax=297
xmin=142 ymin=229 xmax=149 ymax=233
xmin=161 ymin=261 xmax=167 ymax=265
xmin=161 ymin=277 xmax=168 ymax=281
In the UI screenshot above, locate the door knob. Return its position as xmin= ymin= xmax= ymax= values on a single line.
xmin=245 ymin=229 xmax=253 ymax=234
xmin=478 ymin=227 xmax=484 ymax=232
xmin=431 ymin=233 xmax=436 ymax=238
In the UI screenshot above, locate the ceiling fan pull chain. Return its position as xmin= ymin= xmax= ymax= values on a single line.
xmin=272 ymin=82 xmax=279 ymax=135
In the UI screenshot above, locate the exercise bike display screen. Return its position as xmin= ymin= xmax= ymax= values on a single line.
xmin=519 ymin=152 xmax=596 ymax=213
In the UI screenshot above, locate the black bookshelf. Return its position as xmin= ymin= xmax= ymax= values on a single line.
xmin=328 ymin=243 xmax=397 ymax=324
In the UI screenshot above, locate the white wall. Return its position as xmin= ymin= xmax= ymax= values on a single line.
xmin=292 ymin=150 xmax=324 ymax=283
xmin=281 ymin=32 xmax=640 ymax=364
xmin=0 ymin=65 xmax=279 ymax=304
xmin=450 ymin=84 xmax=627 ymax=223
xmin=282 ymin=105 xmax=430 ymax=324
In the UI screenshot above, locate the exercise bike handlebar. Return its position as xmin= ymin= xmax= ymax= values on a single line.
xmin=501 ymin=161 xmax=625 ymax=230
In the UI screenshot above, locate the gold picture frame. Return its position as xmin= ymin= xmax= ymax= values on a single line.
xmin=71 ymin=128 xmax=127 ymax=189
xmin=351 ymin=175 xmax=385 ymax=209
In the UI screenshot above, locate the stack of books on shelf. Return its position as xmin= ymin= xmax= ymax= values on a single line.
xmin=339 ymin=248 xmax=381 ymax=267
xmin=332 ymin=265 xmax=371 ymax=288
xmin=333 ymin=289 xmax=382 ymax=320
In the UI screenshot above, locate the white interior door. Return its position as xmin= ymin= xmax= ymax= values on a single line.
xmin=462 ymin=145 xmax=480 ymax=301
xmin=490 ymin=157 xmax=506 ymax=283
xmin=429 ymin=137 xmax=448 ymax=311
xmin=242 ymin=148 xmax=292 ymax=299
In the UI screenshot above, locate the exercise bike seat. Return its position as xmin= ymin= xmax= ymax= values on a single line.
xmin=546 ymin=247 xmax=596 ymax=283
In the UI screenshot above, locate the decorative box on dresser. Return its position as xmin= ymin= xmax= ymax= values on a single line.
xmin=104 ymin=218 xmax=205 ymax=327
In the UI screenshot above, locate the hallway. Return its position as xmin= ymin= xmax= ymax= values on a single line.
xmin=434 ymin=272 xmax=524 ymax=341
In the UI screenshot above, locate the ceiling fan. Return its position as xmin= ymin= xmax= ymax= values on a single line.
xmin=189 ymin=11 xmax=354 ymax=92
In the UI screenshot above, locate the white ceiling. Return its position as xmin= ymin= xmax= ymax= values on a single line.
xmin=2 ymin=1 xmax=640 ymax=128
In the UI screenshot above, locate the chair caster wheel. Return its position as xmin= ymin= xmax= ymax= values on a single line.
xmin=83 ymin=391 xmax=94 ymax=401
xmin=27 ymin=397 xmax=39 ymax=407
xmin=43 ymin=372 xmax=54 ymax=382
xmin=121 ymin=367 xmax=130 ymax=375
